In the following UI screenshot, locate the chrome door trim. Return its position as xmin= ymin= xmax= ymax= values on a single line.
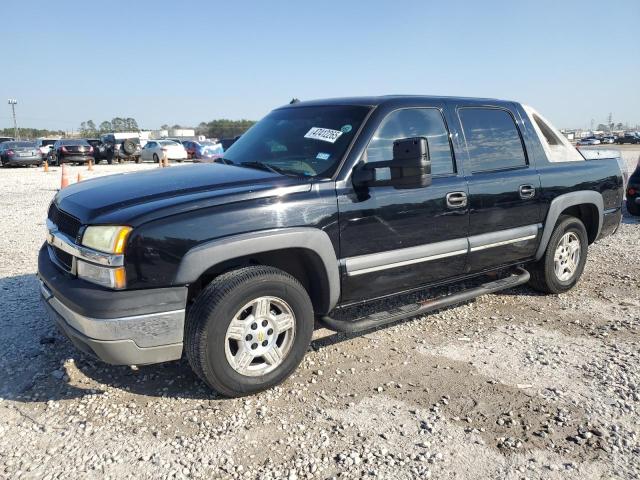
xmin=469 ymin=224 xmax=541 ymax=252
xmin=341 ymin=224 xmax=541 ymax=277
xmin=343 ymin=238 xmax=468 ymax=277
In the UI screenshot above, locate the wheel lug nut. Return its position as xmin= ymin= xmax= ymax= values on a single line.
xmin=261 ymin=320 xmax=268 ymax=327
xmin=251 ymin=323 xmax=257 ymax=330
xmin=267 ymin=328 xmax=274 ymax=335
xmin=245 ymin=334 xmax=252 ymax=341
xmin=251 ymin=343 xmax=258 ymax=350
xmin=262 ymin=340 xmax=268 ymax=347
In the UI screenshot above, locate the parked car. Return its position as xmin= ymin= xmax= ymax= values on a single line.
xmin=34 ymin=138 xmax=59 ymax=158
xmin=49 ymin=139 xmax=94 ymax=165
xmin=599 ymin=136 xmax=615 ymax=144
xmin=100 ymin=133 xmax=142 ymax=163
xmin=84 ymin=139 xmax=110 ymax=163
xmin=140 ymin=140 xmax=188 ymax=162
xmin=0 ymin=136 xmax=14 ymax=144
xmin=181 ymin=140 xmax=197 ymax=159
xmin=164 ymin=138 xmax=186 ymax=145
xmin=616 ymin=133 xmax=640 ymax=144
xmin=185 ymin=140 xmax=224 ymax=162
xmin=626 ymin=156 xmax=640 ymax=216
xmin=39 ymin=96 xmax=624 ymax=397
xmin=220 ymin=136 xmax=241 ymax=151
xmin=577 ymin=137 xmax=601 ymax=146
xmin=0 ymin=141 xmax=43 ymax=167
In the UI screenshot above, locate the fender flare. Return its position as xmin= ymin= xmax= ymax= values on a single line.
xmin=535 ymin=191 xmax=603 ymax=260
xmin=175 ymin=228 xmax=341 ymax=312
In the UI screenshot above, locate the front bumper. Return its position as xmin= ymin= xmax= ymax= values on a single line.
xmin=38 ymin=244 xmax=187 ymax=365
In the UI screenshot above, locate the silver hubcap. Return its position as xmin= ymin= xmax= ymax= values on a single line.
xmin=554 ymin=232 xmax=581 ymax=281
xmin=224 ymin=296 xmax=295 ymax=377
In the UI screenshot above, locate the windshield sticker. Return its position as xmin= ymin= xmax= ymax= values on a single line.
xmin=316 ymin=152 xmax=331 ymax=160
xmin=340 ymin=124 xmax=352 ymax=133
xmin=304 ymin=127 xmax=343 ymax=144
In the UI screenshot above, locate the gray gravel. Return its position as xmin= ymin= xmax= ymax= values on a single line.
xmin=0 ymin=152 xmax=638 ymax=479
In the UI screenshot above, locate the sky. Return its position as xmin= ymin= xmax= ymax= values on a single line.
xmin=2 ymin=0 xmax=639 ymax=131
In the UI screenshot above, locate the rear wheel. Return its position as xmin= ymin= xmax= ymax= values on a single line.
xmin=185 ymin=266 xmax=314 ymax=397
xmin=153 ymin=153 xmax=159 ymax=163
xmin=627 ymin=199 xmax=640 ymax=216
xmin=528 ymin=215 xmax=588 ymax=294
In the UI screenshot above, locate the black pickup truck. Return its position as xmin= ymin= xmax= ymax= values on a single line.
xmin=38 ymin=96 xmax=624 ymax=396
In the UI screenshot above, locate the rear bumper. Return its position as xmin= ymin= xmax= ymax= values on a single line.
xmin=38 ymin=244 xmax=186 ymax=365
xmin=60 ymin=155 xmax=94 ymax=163
xmin=4 ymin=157 xmax=42 ymax=165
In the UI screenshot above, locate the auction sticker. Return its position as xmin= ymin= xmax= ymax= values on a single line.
xmin=304 ymin=127 xmax=343 ymax=143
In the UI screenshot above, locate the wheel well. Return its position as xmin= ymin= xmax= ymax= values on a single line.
xmin=559 ymin=204 xmax=599 ymax=243
xmin=186 ymin=248 xmax=332 ymax=314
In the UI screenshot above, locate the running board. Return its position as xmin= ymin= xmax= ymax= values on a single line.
xmin=320 ymin=267 xmax=530 ymax=333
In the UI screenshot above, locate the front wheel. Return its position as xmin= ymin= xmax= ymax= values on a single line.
xmin=153 ymin=153 xmax=159 ymax=163
xmin=528 ymin=215 xmax=588 ymax=294
xmin=185 ymin=266 xmax=314 ymax=397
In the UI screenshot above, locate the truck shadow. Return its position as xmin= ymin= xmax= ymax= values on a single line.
xmin=2 ymin=273 xmax=541 ymax=404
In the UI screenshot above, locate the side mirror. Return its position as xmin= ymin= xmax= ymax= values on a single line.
xmin=353 ymin=137 xmax=432 ymax=189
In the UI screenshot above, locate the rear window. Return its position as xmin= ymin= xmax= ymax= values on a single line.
xmin=61 ymin=139 xmax=90 ymax=146
xmin=458 ymin=108 xmax=527 ymax=173
xmin=4 ymin=141 xmax=36 ymax=148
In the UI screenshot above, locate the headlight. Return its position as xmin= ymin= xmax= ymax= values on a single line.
xmin=82 ymin=226 xmax=131 ymax=254
xmin=77 ymin=260 xmax=127 ymax=289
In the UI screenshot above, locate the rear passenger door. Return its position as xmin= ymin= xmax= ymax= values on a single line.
xmin=452 ymin=105 xmax=542 ymax=273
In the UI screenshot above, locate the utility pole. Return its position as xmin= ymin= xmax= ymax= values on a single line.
xmin=7 ymin=99 xmax=18 ymax=140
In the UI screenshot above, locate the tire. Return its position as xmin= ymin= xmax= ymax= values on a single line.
xmin=528 ymin=215 xmax=588 ymax=294
xmin=122 ymin=139 xmax=136 ymax=155
xmin=134 ymin=156 xmax=141 ymax=164
xmin=627 ymin=199 xmax=640 ymax=216
xmin=185 ymin=266 xmax=314 ymax=397
xmin=153 ymin=153 xmax=159 ymax=163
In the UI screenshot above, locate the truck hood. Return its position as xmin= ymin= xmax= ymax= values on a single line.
xmin=53 ymin=163 xmax=312 ymax=225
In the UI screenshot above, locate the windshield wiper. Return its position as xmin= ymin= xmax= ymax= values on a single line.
xmin=239 ymin=161 xmax=298 ymax=177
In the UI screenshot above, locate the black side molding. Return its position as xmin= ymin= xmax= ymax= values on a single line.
xmin=319 ymin=267 xmax=530 ymax=333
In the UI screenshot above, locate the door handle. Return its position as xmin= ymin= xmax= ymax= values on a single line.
xmin=446 ymin=191 xmax=468 ymax=209
xmin=519 ymin=184 xmax=536 ymax=199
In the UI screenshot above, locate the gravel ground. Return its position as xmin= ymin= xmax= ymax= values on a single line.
xmin=0 ymin=150 xmax=638 ymax=480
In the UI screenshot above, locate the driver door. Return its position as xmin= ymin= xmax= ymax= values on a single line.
xmin=337 ymin=105 xmax=469 ymax=304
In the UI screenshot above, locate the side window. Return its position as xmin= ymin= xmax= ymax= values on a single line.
xmin=458 ymin=108 xmax=527 ymax=172
xmin=365 ymin=108 xmax=454 ymax=176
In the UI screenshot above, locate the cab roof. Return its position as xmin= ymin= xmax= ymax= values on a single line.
xmin=278 ymin=95 xmax=515 ymax=110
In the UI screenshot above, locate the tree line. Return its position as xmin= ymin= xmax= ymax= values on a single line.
xmin=79 ymin=117 xmax=140 ymax=136
xmin=0 ymin=127 xmax=65 ymax=138
xmin=2 ymin=118 xmax=256 ymax=141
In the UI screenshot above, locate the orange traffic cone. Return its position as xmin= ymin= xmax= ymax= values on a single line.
xmin=77 ymin=172 xmax=83 ymax=183
xmin=43 ymin=160 xmax=49 ymax=173
xmin=87 ymin=159 xmax=93 ymax=171
xmin=60 ymin=164 xmax=69 ymax=189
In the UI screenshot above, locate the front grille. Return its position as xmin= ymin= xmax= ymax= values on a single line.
xmin=48 ymin=203 xmax=82 ymax=240
xmin=52 ymin=246 xmax=73 ymax=271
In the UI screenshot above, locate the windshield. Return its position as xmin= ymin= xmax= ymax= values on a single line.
xmin=222 ymin=105 xmax=371 ymax=178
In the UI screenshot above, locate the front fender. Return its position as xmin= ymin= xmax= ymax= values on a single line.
xmin=175 ymin=227 xmax=341 ymax=311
